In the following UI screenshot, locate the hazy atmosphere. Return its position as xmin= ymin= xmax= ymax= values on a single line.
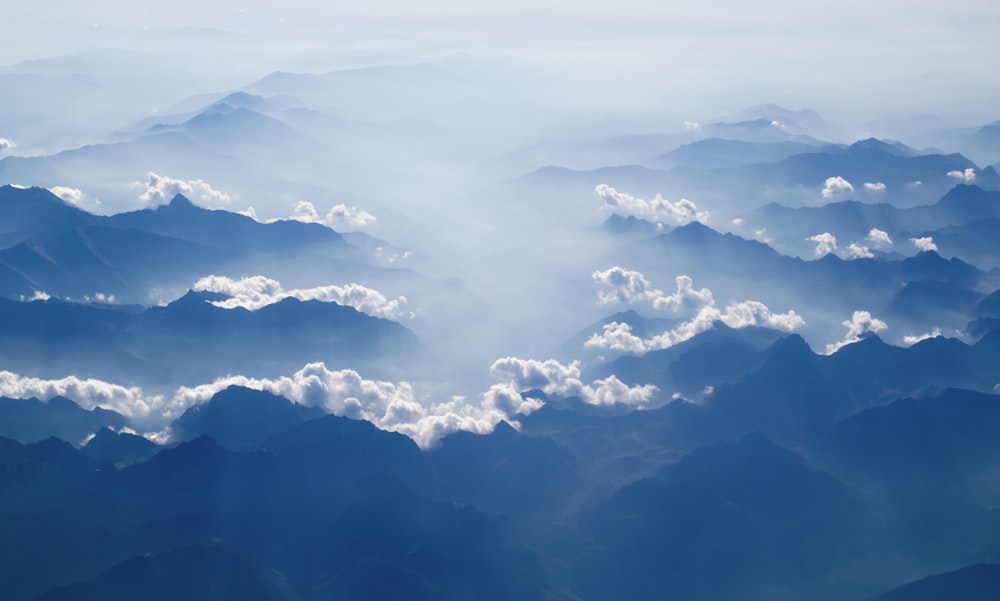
xmin=2 ymin=2 xmax=1000 ymax=600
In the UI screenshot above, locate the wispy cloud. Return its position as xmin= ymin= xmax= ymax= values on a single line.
xmin=822 ymin=176 xmax=854 ymax=199
xmin=863 ymin=181 xmax=886 ymax=191
xmin=825 ymin=310 xmax=887 ymax=354
xmin=192 ymin=275 xmax=412 ymax=320
xmin=902 ymin=327 xmax=942 ymax=347
xmin=595 ymin=184 xmax=709 ymax=225
xmin=138 ymin=172 xmax=232 ymax=207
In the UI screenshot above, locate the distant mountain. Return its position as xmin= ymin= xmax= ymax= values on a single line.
xmin=1 ymin=422 xmax=549 ymax=601
xmin=169 ymin=386 xmax=324 ymax=450
xmin=0 ymin=396 xmax=129 ymax=445
xmin=32 ymin=545 xmax=284 ymax=601
xmin=608 ymin=221 xmax=986 ymax=337
xmin=867 ymin=563 xmax=1000 ymax=601
xmin=0 ymin=186 xmax=406 ymax=303
xmin=655 ymin=138 xmax=832 ymax=169
xmin=0 ymin=291 xmax=426 ymax=385
xmin=570 ymin=433 xmax=874 ymax=601
xmin=81 ymin=427 xmax=160 ymax=467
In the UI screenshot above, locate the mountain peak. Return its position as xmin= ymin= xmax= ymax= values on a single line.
xmin=166 ymin=193 xmax=198 ymax=209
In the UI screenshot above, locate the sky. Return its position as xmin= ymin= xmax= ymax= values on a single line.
xmin=3 ymin=1 xmax=999 ymax=121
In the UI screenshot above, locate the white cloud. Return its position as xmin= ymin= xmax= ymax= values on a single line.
xmin=584 ymin=322 xmax=650 ymax=354
xmin=19 ymin=290 xmax=51 ymax=302
xmin=683 ymin=120 xmax=701 ymax=132
xmin=863 ymin=182 xmax=886 ymax=192
xmin=592 ymin=268 xmax=713 ymax=313
xmin=49 ymin=186 xmax=86 ymax=206
xmin=825 ymin=310 xmax=888 ymax=354
xmin=753 ymin=228 xmax=773 ymax=244
xmin=845 ymin=243 xmax=874 ymax=259
xmin=731 ymin=217 xmax=744 ymax=226
xmin=489 ymin=356 xmax=658 ymax=407
xmin=170 ymin=362 xmax=537 ymax=449
xmin=138 ymin=172 xmax=232 ymax=208
xmin=910 ymin=236 xmax=938 ymax=252
xmin=0 ymin=371 xmax=162 ymax=420
xmin=592 ymin=266 xmax=660 ymax=305
xmin=586 ymin=275 xmax=804 ymax=355
xmin=595 ymin=184 xmax=709 ymax=225
xmin=822 ymin=176 xmax=854 ymax=199
xmin=807 ymin=232 xmax=838 ymax=257
xmin=193 ymin=275 xmax=412 ymax=320
xmin=866 ymin=228 xmax=893 ymax=248
xmin=0 ymin=138 xmax=14 ymax=151
xmin=289 ymin=200 xmax=376 ymax=231
xmin=902 ymin=327 xmax=942 ymax=347
xmin=947 ymin=168 xmax=976 ymax=183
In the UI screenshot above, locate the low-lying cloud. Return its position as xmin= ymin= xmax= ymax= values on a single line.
xmin=910 ymin=236 xmax=938 ymax=252
xmin=822 ymin=176 xmax=854 ymax=199
xmin=825 ymin=310 xmax=888 ymax=354
xmin=947 ymin=168 xmax=976 ymax=183
xmin=595 ymin=184 xmax=709 ymax=225
xmin=586 ymin=270 xmax=804 ymax=355
xmin=863 ymin=182 xmax=887 ymax=191
xmin=592 ymin=268 xmax=714 ymax=313
xmin=807 ymin=232 xmax=838 ymax=257
xmin=489 ymin=356 xmax=658 ymax=407
xmin=138 ymin=172 xmax=232 ymax=208
xmin=866 ymin=228 xmax=893 ymax=248
xmin=290 ymin=200 xmax=376 ymax=230
xmin=193 ymin=275 xmax=412 ymax=320
xmin=0 ymin=138 xmax=14 ymax=151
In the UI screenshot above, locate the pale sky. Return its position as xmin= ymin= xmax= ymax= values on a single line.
xmin=2 ymin=1 xmax=999 ymax=119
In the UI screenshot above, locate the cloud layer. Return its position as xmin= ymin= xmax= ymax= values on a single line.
xmin=595 ymin=184 xmax=709 ymax=225
xmin=193 ymin=275 xmax=412 ymax=320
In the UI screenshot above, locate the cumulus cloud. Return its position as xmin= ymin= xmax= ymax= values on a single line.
xmin=807 ymin=232 xmax=838 ymax=257
xmin=731 ymin=217 xmax=744 ymax=226
xmin=586 ymin=273 xmax=804 ymax=355
xmin=866 ymin=228 xmax=893 ymax=248
xmin=169 ymin=363 xmax=541 ymax=449
xmin=910 ymin=236 xmax=938 ymax=252
xmin=845 ymin=243 xmax=874 ymax=259
xmin=19 ymin=290 xmax=51 ymax=302
xmin=825 ymin=310 xmax=888 ymax=354
xmin=902 ymin=327 xmax=942 ymax=347
xmin=863 ymin=182 xmax=886 ymax=191
xmin=947 ymin=168 xmax=976 ymax=183
xmin=49 ymin=186 xmax=86 ymax=206
xmin=595 ymin=184 xmax=709 ymax=226
xmin=138 ymin=172 xmax=232 ymax=207
xmin=592 ymin=268 xmax=713 ymax=313
xmin=0 ymin=371 xmax=162 ymax=420
xmin=0 ymin=138 xmax=14 ymax=151
xmin=489 ymin=356 xmax=658 ymax=407
xmin=193 ymin=275 xmax=412 ymax=320
xmin=822 ymin=176 xmax=854 ymax=199
xmin=290 ymin=200 xmax=376 ymax=230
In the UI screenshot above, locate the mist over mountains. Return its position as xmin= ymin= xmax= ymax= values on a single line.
xmin=2 ymin=7 xmax=1000 ymax=599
